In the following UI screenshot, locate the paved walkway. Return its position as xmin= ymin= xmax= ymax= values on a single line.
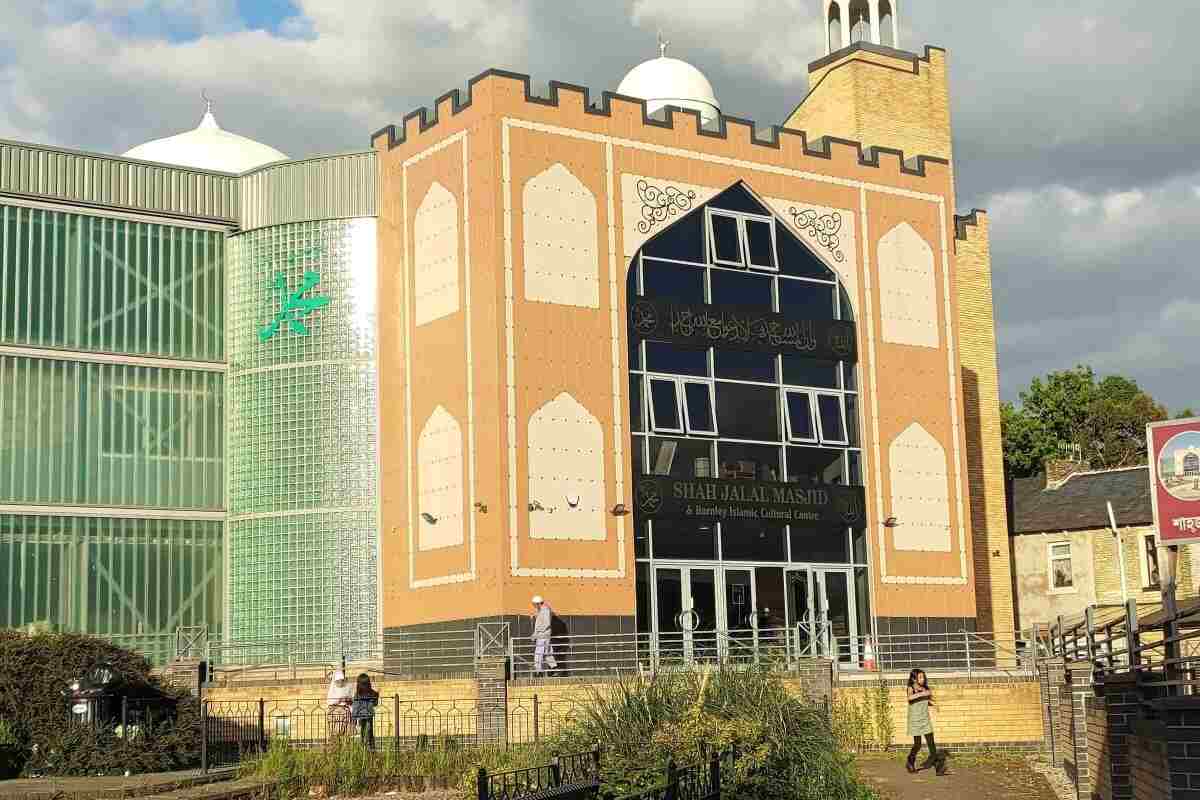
xmin=857 ymin=753 xmax=1061 ymax=800
xmin=0 ymin=768 xmax=237 ymax=800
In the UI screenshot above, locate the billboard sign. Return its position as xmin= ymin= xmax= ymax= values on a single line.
xmin=1147 ymin=417 xmax=1200 ymax=546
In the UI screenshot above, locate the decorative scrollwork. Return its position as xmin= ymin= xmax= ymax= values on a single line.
xmin=788 ymin=207 xmax=845 ymax=262
xmin=636 ymin=179 xmax=696 ymax=234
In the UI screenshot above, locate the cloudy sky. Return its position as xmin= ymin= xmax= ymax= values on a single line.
xmin=1 ymin=1 xmax=1196 ymax=411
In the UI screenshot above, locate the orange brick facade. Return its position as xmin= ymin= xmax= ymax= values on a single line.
xmin=370 ymin=43 xmax=1010 ymax=640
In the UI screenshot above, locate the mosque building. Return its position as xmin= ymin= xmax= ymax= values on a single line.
xmin=0 ymin=0 xmax=1014 ymax=666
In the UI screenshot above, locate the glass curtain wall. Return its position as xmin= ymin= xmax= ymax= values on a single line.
xmin=0 ymin=202 xmax=225 ymax=657
xmin=628 ymin=184 xmax=870 ymax=658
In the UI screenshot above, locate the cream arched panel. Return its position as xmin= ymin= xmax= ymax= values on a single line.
xmin=888 ymin=422 xmax=952 ymax=552
xmin=877 ymin=222 xmax=938 ymax=348
xmin=522 ymin=163 xmax=600 ymax=308
xmin=416 ymin=406 xmax=465 ymax=551
xmin=527 ymin=392 xmax=606 ymax=541
xmin=413 ymin=181 xmax=460 ymax=326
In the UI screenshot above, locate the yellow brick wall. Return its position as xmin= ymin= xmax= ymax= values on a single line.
xmin=204 ymin=678 xmax=478 ymax=704
xmin=832 ymin=677 xmax=1044 ymax=746
xmin=953 ymin=213 xmax=1015 ymax=638
xmin=787 ymin=47 xmax=953 ymax=165
xmin=1092 ymin=526 xmax=1196 ymax=605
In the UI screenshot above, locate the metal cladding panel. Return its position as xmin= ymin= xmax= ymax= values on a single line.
xmin=0 ymin=140 xmax=238 ymax=222
xmin=226 ymin=218 xmax=379 ymax=654
xmin=238 ymin=152 xmax=377 ymax=231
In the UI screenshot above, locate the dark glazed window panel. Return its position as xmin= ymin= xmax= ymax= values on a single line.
xmin=854 ymin=567 xmax=871 ymax=640
xmin=710 ymin=214 xmax=743 ymax=265
xmin=709 ymin=184 xmax=764 ymax=214
xmin=628 ymin=336 xmax=642 ymax=369
xmin=721 ymin=523 xmax=787 ymax=562
xmin=847 ymin=451 xmax=862 ymax=486
xmin=782 ymin=356 xmax=839 ymax=389
xmin=636 ymin=563 xmax=651 ymax=632
xmin=777 ymin=228 xmax=835 ymax=280
xmin=717 ymin=442 xmax=781 ymax=482
xmin=843 ymin=362 xmax=858 ymax=392
xmin=648 ymin=378 xmax=681 ymax=431
xmin=631 ymin=434 xmax=647 ymax=474
xmin=635 ymin=521 xmax=649 ymax=559
xmin=744 ymin=219 xmax=777 ymax=269
xmin=684 ymin=382 xmax=716 ymax=434
xmin=838 ymin=286 xmax=855 ymax=321
xmin=652 ymin=520 xmax=717 ymax=560
xmin=642 ymin=259 xmax=706 ymax=303
xmin=786 ymin=447 xmax=844 ymax=485
xmin=852 ymin=528 xmax=868 ymax=564
xmin=709 ymin=269 xmax=773 ymax=311
xmin=817 ymin=394 xmax=847 ymax=444
xmin=784 ymin=392 xmax=816 ymax=442
xmin=715 ymin=382 xmax=779 ymax=442
xmin=630 ymin=375 xmax=644 ymax=432
xmin=641 ymin=213 xmax=705 ymax=263
xmin=779 ymin=280 xmax=835 ymax=320
xmin=645 ymin=341 xmax=708 ymax=376
xmin=714 ymin=349 xmax=776 ymax=382
xmin=790 ymin=526 xmax=850 ymax=564
xmin=844 ymin=395 xmax=860 ymax=446
xmin=646 ymin=437 xmax=715 ymax=479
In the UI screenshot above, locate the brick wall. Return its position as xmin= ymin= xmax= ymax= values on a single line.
xmin=953 ymin=212 xmax=1015 ymax=640
xmin=204 ymin=677 xmax=479 ymax=703
xmin=832 ymin=673 xmax=1043 ymax=749
xmin=1093 ymin=675 xmax=1140 ymax=800
xmin=1129 ymin=724 xmax=1170 ymax=800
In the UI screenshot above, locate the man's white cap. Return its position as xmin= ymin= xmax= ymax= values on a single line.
xmin=531 ymin=595 xmax=543 ymax=604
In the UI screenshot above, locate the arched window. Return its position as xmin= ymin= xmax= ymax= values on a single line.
xmin=879 ymin=0 xmax=897 ymax=47
xmin=827 ymin=1 xmax=844 ymax=53
xmin=847 ymin=0 xmax=871 ymax=44
xmin=1185 ymin=452 xmax=1200 ymax=476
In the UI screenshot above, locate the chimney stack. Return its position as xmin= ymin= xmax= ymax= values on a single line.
xmin=1044 ymin=458 xmax=1088 ymax=490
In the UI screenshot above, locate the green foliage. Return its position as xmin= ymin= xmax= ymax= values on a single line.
xmin=0 ymin=629 xmax=200 ymax=776
xmin=831 ymin=681 xmax=894 ymax=753
xmin=243 ymin=738 xmax=550 ymax=798
xmin=1001 ymin=365 xmax=1169 ymax=477
xmin=0 ymin=719 xmax=20 ymax=746
xmin=550 ymin=665 xmax=878 ymax=800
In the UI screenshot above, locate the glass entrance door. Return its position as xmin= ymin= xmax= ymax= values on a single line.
xmin=815 ymin=569 xmax=856 ymax=663
xmin=785 ymin=568 xmax=816 ymax=657
xmin=654 ymin=566 xmax=718 ymax=661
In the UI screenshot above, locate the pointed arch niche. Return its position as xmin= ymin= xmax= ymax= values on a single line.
xmin=527 ymin=392 xmax=607 ymax=541
xmin=413 ymin=182 xmax=460 ymax=326
xmin=887 ymin=423 xmax=951 ymax=553
xmin=522 ymin=163 xmax=600 ymax=308
xmin=416 ymin=406 xmax=465 ymax=551
xmin=877 ymin=222 xmax=938 ymax=348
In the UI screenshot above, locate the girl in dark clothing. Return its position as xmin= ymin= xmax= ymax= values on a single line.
xmin=905 ymin=668 xmax=945 ymax=775
xmin=351 ymin=673 xmax=379 ymax=749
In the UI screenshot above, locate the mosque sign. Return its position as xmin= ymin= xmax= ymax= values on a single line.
xmin=635 ymin=476 xmax=866 ymax=527
xmin=258 ymin=244 xmax=329 ymax=343
xmin=629 ymin=298 xmax=856 ymax=360
xmin=1148 ymin=417 xmax=1200 ymax=546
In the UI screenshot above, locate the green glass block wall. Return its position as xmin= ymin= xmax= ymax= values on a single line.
xmin=0 ymin=203 xmax=224 ymax=361
xmin=0 ymin=356 xmax=224 ymax=508
xmin=227 ymin=219 xmax=378 ymax=655
xmin=0 ymin=514 xmax=223 ymax=659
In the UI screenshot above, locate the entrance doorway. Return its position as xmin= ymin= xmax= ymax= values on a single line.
xmin=651 ymin=563 xmax=858 ymax=663
xmin=784 ymin=567 xmax=857 ymax=663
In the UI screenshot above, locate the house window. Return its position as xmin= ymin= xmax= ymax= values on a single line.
xmin=705 ymin=209 xmax=778 ymax=271
xmin=647 ymin=377 xmax=717 ymax=436
xmin=1141 ymin=533 xmax=1161 ymax=590
xmin=1048 ymin=542 xmax=1074 ymax=592
xmin=783 ymin=390 xmax=817 ymax=443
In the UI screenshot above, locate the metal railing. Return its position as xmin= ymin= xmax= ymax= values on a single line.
xmin=612 ymin=748 xmax=740 ymax=800
xmin=478 ymin=748 xmax=601 ymax=800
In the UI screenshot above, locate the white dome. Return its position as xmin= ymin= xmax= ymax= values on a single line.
xmin=617 ymin=55 xmax=721 ymax=124
xmin=123 ymin=107 xmax=288 ymax=173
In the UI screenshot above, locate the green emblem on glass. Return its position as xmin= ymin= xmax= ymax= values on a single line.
xmin=259 ymin=270 xmax=330 ymax=342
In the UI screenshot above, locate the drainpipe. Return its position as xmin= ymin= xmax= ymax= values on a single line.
xmin=1107 ymin=501 xmax=1129 ymax=604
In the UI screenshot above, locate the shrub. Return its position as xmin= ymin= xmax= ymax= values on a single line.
xmin=0 ymin=630 xmax=201 ymax=776
xmin=550 ymin=665 xmax=879 ymax=800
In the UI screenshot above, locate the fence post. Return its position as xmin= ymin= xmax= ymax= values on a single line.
xmin=1085 ymin=605 xmax=1095 ymax=662
xmin=664 ymin=758 xmax=679 ymax=800
xmin=1125 ymin=599 xmax=1139 ymax=670
xmin=1056 ymin=614 xmax=1064 ymax=658
xmin=551 ymin=756 xmax=562 ymax=788
xmin=533 ymin=694 xmax=540 ymax=742
xmin=258 ymin=698 xmax=266 ymax=754
xmin=592 ymin=743 xmax=602 ymax=773
xmin=121 ymin=696 xmax=128 ymax=735
xmin=393 ymin=694 xmax=400 ymax=754
xmin=201 ymin=700 xmax=209 ymax=774
xmin=964 ymin=631 xmax=972 ymax=675
xmin=477 ymin=767 xmax=488 ymax=800
xmin=709 ymin=750 xmax=721 ymax=800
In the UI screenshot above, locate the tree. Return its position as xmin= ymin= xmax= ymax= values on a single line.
xmin=1001 ymin=366 xmax=1168 ymax=478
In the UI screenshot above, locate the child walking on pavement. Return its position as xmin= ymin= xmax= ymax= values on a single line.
xmin=531 ymin=595 xmax=558 ymax=676
xmin=905 ymin=668 xmax=946 ymax=775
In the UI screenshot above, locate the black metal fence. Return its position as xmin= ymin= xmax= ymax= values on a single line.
xmin=477 ymin=748 xmax=601 ymax=800
xmin=611 ymin=749 xmax=740 ymax=800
